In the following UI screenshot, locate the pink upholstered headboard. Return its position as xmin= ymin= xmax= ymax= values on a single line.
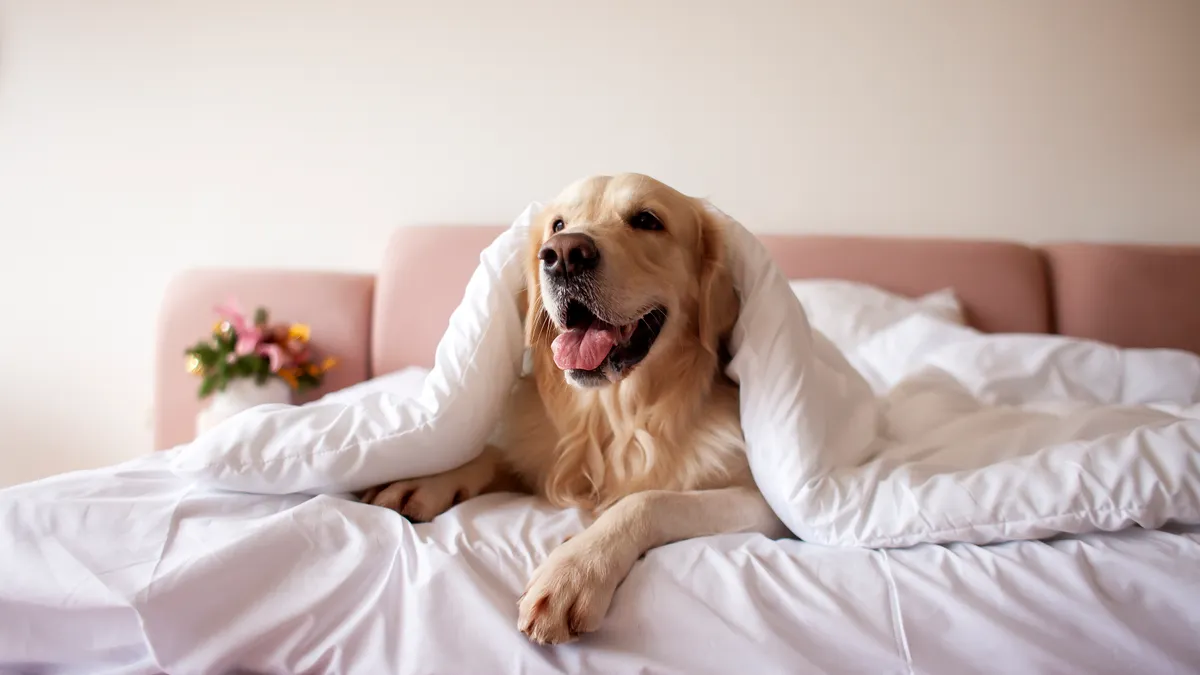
xmin=155 ymin=227 xmax=1200 ymax=449
xmin=1045 ymin=243 xmax=1200 ymax=354
xmin=757 ymin=235 xmax=1051 ymax=334
xmin=371 ymin=227 xmax=1056 ymax=374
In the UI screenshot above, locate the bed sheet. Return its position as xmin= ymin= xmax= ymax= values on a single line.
xmin=3 ymin=450 xmax=1199 ymax=675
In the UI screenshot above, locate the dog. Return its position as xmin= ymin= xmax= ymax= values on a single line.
xmin=363 ymin=173 xmax=788 ymax=644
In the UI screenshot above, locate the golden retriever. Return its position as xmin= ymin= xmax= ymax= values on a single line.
xmin=363 ymin=173 xmax=787 ymax=644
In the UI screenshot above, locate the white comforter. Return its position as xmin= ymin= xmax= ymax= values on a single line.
xmin=3 ymin=450 xmax=1200 ymax=674
xmin=166 ymin=205 xmax=1200 ymax=548
xmin=4 ymin=336 xmax=1199 ymax=674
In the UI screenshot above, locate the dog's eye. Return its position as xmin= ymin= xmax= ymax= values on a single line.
xmin=551 ymin=218 xmax=565 ymax=233
xmin=629 ymin=210 xmax=663 ymax=231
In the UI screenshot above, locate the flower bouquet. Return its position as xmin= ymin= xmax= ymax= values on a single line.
xmin=185 ymin=300 xmax=337 ymax=434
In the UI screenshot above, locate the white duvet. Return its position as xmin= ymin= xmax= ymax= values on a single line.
xmin=169 ymin=203 xmax=1200 ymax=547
xmin=4 ymin=205 xmax=1200 ymax=673
xmin=4 ymin=457 xmax=1200 ymax=674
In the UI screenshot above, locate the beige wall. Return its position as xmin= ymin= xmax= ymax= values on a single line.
xmin=1 ymin=0 xmax=1198 ymax=485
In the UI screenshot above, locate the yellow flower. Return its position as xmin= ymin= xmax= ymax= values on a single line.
xmin=287 ymin=324 xmax=311 ymax=344
xmin=185 ymin=354 xmax=203 ymax=375
xmin=320 ymin=356 xmax=338 ymax=373
xmin=213 ymin=320 xmax=231 ymax=335
xmin=278 ymin=367 xmax=300 ymax=389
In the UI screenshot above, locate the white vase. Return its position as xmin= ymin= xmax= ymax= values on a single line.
xmin=195 ymin=378 xmax=292 ymax=436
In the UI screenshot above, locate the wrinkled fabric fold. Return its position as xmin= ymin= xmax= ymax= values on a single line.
xmin=3 ymin=453 xmax=1199 ymax=673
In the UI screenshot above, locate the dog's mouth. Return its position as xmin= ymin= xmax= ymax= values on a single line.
xmin=550 ymin=300 xmax=667 ymax=385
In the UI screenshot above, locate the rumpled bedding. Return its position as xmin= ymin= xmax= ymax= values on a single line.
xmin=4 ymin=205 xmax=1200 ymax=673
xmin=170 ymin=203 xmax=1200 ymax=547
xmin=3 ymin=452 xmax=1200 ymax=674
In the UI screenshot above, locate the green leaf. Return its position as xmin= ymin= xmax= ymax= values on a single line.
xmin=198 ymin=376 xmax=217 ymax=399
xmin=296 ymin=372 xmax=320 ymax=393
xmin=194 ymin=345 xmax=220 ymax=367
xmin=254 ymin=308 xmax=269 ymax=326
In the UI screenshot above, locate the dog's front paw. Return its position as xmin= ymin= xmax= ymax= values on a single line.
xmin=361 ymin=472 xmax=471 ymax=522
xmin=518 ymin=537 xmax=625 ymax=645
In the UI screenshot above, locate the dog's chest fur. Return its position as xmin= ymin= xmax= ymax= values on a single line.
xmin=496 ymin=366 xmax=749 ymax=512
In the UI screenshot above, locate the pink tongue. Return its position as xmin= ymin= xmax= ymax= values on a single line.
xmin=552 ymin=323 xmax=618 ymax=371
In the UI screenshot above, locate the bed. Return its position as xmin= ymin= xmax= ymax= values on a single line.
xmin=3 ymin=226 xmax=1200 ymax=674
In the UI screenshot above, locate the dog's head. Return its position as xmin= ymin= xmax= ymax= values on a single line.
xmin=525 ymin=174 xmax=738 ymax=388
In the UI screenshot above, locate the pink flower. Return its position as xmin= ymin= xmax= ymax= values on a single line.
xmin=214 ymin=299 xmax=249 ymax=332
xmin=215 ymin=299 xmax=264 ymax=355
xmin=257 ymin=343 xmax=289 ymax=372
xmin=235 ymin=330 xmax=263 ymax=356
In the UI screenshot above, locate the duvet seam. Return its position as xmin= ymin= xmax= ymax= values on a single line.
xmin=879 ymin=549 xmax=916 ymax=675
xmin=858 ymin=499 xmax=1200 ymax=548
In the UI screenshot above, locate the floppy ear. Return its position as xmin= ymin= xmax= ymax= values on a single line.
xmin=694 ymin=202 xmax=739 ymax=356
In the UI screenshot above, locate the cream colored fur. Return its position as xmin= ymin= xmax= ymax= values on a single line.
xmin=364 ymin=174 xmax=788 ymax=644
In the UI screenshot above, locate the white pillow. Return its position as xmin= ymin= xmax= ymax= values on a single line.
xmin=788 ymin=279 xmax=963 ymax=351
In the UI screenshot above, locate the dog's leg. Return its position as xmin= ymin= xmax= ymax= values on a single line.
xmin=518 ymin=487 xmax=788 ymax=644
xmin=362 ymin=446 xmax=521 ymax=522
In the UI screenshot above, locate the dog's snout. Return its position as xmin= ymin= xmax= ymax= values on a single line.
xmin=539 ymin=233 xmax=600 ymax=279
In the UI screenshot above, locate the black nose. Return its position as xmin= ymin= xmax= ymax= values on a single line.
xmin=539 ymin=233 xmax=600 ymax=279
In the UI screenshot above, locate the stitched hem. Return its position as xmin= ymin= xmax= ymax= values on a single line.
xmin=879 ymin=549 xmax=916 ymax=675
xmin=846 ymin=500 xmax=1200 ymax=549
